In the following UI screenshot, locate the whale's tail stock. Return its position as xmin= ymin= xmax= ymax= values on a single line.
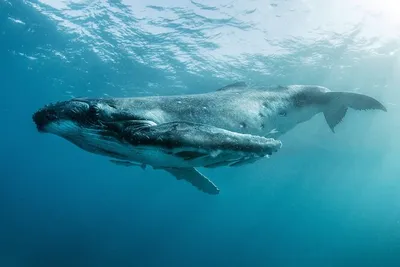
xmin=323 ymin=91 xmax=387 ymax=132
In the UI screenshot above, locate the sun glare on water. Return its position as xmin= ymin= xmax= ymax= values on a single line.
xmin=362 ymin=0 xmax=400 ymax=22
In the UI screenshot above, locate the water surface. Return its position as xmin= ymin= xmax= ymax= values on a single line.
xmin=1 ymin=0 xmax=400 ymax=266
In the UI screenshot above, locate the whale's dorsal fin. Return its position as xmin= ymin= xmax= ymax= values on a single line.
xmin=163 ymin=167 xmax=220 ymax=195
xmin=216 ymin=82 xmax=247 ymax=91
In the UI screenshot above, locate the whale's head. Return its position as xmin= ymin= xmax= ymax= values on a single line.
xmin=32 ymin=98 xmax=144 ymax=158
xmin=33 ymin=99 xmax=93 ymax=134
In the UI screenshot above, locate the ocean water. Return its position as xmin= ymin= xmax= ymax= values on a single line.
xmin=1 ymin=0 xmax=400 ymax=266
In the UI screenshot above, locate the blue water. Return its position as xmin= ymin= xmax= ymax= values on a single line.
xmin=1 ymin=0 xmax=400 ymax=266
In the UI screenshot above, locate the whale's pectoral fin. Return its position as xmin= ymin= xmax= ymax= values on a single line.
xmin=125 ymin=121 xmax=282 ymax=158
xmin=163 ymin=167 xmax=220 ymax=195
xmin=324 ymin=92 xmax=387 ymax=132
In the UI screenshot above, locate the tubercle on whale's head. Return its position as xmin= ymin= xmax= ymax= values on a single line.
xmin=31 ymin=98 xmax=137 ymax=161
xmin=32 ymin=99 xmax=96 ymax=133
xmin=32 ymin=98 xmax=146 ymax=139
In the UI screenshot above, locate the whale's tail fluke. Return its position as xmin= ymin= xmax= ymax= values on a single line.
xmin=323 ymin=92 xmax=387 ymax=132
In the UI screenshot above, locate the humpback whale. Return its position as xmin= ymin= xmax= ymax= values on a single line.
xmin=32 ymin=83 xmax=386 ymax=194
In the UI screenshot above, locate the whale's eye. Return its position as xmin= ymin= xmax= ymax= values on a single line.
xmin=89 ymin=105 xmax=99 ymax=117
xmin=278 ymin=111 xmax=287 ymax=117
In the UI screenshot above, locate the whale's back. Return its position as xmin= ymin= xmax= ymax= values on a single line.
xmin=110 ymin=89 xmax=286 ymax=136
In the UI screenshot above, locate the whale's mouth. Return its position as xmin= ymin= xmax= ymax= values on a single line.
xmin=32 ymin=100 xmax=93 ymax=133
xmin=32 ymin=108 xmax=56 ymax=132
xmin=38 ymin=118 xmax=130 ymax=160
xmin=32 ymin=98 xmax=148 ymax=134
xmin=32 ymin=99 xmax=138 ymax=160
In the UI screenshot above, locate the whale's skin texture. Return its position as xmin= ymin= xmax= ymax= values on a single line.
xmin=32 ymin=83 xmax=386 ymax=194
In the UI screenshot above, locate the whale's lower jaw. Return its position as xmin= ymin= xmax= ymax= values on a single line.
xmin=52 ymin=130 xmax=271 ymax=170
xmin=42 ymin=121 xmax=179 ymax=166
xmin=42 ymin=120 xmax=131 ymax=160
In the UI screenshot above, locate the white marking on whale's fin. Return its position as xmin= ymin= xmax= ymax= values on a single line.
xmin=210 ymin=149 xmax=222 ymax=158
xmin=266 ymin=128 xmax=279 ymax=138
xmin=163 ymin=167 xmax=220 ymax=195
xmin=216 ymin=82 xmax=247 ymax=91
